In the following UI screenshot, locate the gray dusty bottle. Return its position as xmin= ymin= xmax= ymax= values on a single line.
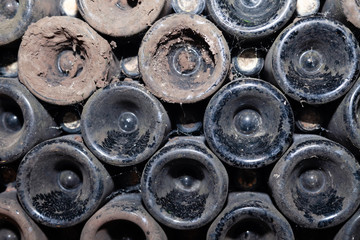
xmin=81 ymin=81 xmax=171 ymax=167
xmin=296 ymin=0 xmax=320 ymax=16
xmin=264 ymin=16 xmax=360 ymax=105
xmin=0 ymin=0 xmax=60 ymax=46
xmin=16 ymin=135 xmax=114 ymax=228
xmin=0 ymin=186 xmax=47 ymax=240
xmin=80 ymin=194 xmax=167 ymax=240
xmin=334 ymin=208 xmax=360 ymax=240
xmin=171 ymin=0 xmax=205 ymax=14
xmin=206 ymin=0 xmax=296 ymax=40
xmin=0 ymin=46 xmax=18 ymax=78
xmin=230 ymin=47 xmax=265 ymax=79
xmin=269 ymin=134 xmax=360 ymax=229
xmin=141 ymin=136 xmax=228 ymax=229
xmin=322 ymin=0 xmax=360 ymax=29
xmin=203 ymin=78 xmax=294 ymax=168
xmin=207 ymin=192 xmax=294 ymax=240
xmin=327 ymin=75 xmax=360 ymax=157
xmin=138 ymin=13 xmax=230 ymax=104
xmin=18 ymin=16 xmax=119 ymax=106
xmin=0 ymin=78 xmax=60 ymax=163
xmin=77 ymin=0 xmax=171 ymax=38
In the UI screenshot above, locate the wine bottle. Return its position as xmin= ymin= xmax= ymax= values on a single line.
xmin=77 ymin=0 xmax=171 ymax=38
xmin=264 ymin=16 xmax=360 ymax=104
xmin=0 ymin=46 xmax=18 ymax=78
xmin=80 ymin=193 xmax=167 ymax=240
xmin=0 ymin=0 xmax=60 ymax=46
xmin=296 ymin=0 xmax=320 ymax=16
xmin=229 ymin=167 xmax=270 ymax=192
xmin=203 ymin=78 xmax=294 ymax=168
xmin=60 ymin=0 xmax=78 ymax=17
xmin=334 ymin=208 xmax=360 ymax=240
xmin=120 ymin=56 xmax=140 ymax=79
xmin=57 ymin=106 xmax=81 ymax=134
xmin=141 ymin=136 xmax=228 ymax=229
xmin=269 ymin=134 xmax=360 ymax=229
xmin=295 ymin=104 xmax=324 ymax=133
xmin=0 ymin=78 xmax=60 ymax=163
xmin=16 ymin=135 xmax=114 ymax=228
xmin=81 ymin=81 xmax=171 ymax=167
xmin=171 ymin=0 xmax=205 ymax=14
xmin=230 ymin=47 xmax=265 ymax=78
xmin=322 ymin=0 xmax=360 ymax=29
xmin=327 ymin=79 xmax=360 ymax=157
xmin=138 ymin=13 xmax=230 ymax=103
xmin=0 ymin=186 xmax=47 ymax=240
xmin=18 ymin=16 xmax=119 ymax=106
xmin=206 ymin=0 xmax=296 ymax=40
xmin=207 ymin=192 xmax=294 ymax=240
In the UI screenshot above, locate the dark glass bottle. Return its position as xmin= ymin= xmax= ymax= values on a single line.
xmin=327 ymin=79 xmax=360 ymax=157
xmin=138 ymin=13 xmax=230 ymax=104
xmin=334 ymin=208 xmax=360 ymax=240
xmin=295 ymin=104 xmax=325 ymax=133
xmin=77 ymin=0 xmax=171 ymax=38
xmin=16 ymin=135 xmax=114 ymax=228
xmin=81 ymin=80 xmax=171 ymax=167
xmin=0 ymin=187 xmax=47 ymax=240
xmin=0 ymin=0 xmax=60 ymax=46
xmin=203 ymin=78 xmax=294 ymax=168
xmin=322 ymin=0 xmax=360 ymax=29
xmin=120 ymin=56 xmax=141 ymax=79
xmin=264 ymin=16 xmax=360 ymax=104
xmin=60 ymin=0 xmax=78 ymax=17
xmin=0 ymin=46 xmax=18 ymax=78
xmin=171 ymin=0 xmax=205 ymax=14
xmin=230 ymin=47 xmax=265 ymax=79
xmin=296 ymin=0 xmax=320 ymax=16
xmin=0 ymin=78 xmax=60 ymax=163
xmin=57 ymin=106 xmax=82 ymax=134
xmin=207 ymin=192 xmax=294 ymax=240
xmin=18 ymin=16 xmax=119 ymax=106
xmin=206 ymin=0 xmax=296 ymax=40
xmin=80 ymin=193 xmax=167 ymax=240
xmin=141 ymin=136 xmax=228 ymax=229
xmin=269 ymin=134 xmax=360 ymax=229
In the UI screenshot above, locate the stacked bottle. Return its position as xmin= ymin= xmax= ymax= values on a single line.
xmin=0 ymin=0 xmax=360 ymax=239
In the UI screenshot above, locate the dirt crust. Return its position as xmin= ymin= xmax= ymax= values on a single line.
xmin=342 ymin=0 xmax=360 ymax=28
xmin=78 ymin=0 xmax=167 ymax=38
xmin=139 ymin=13 xmax=230 ymax=103
xmin=18 ymin=16 xmax=117 ymax=105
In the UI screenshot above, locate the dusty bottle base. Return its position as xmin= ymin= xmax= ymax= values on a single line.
xmin=138 ymin=13 xmax=230 ymax=104
xmin=16 ymin=135 xmax=114 ymax=228
xmin=264 ymin=16 xmax=360 ymax=104
xmin=269 ymin=134 xmax=360 ymax=229
xmin=0 ymin=188 xmax=47 ymax=240
xmin=18 ymin=16 xmax=119 ymax=105
xmin=322 ymin=0 xmax=360 ymax=29
xmin=78 ymin=0 xmax=169 ymax=38
xmin=171 ymin=0 xmax=205 ymax=14
xmin=204 ymin=78 xmax=294 ymax=168
xmin=81 ymin=81 xmax=171 ymax=166
xmin=80 ymin=193 xmax=167 ymax=240
xmin=141 ymin=136 xmax=228 ymax=229
xmin=326 ymin=56 xmax=360 ymax=157
xmin=296 ymin=0 xmax=320 ymax=16
xmin=0 ymin=78 xmax=60 ymax=163
xmin=206 ymin=0 xmax=296 ymax=39
xmin=207 ymin=192 xmax=294 ymax=240
xmin=0 ymin=0 xmax=60 ymax=46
